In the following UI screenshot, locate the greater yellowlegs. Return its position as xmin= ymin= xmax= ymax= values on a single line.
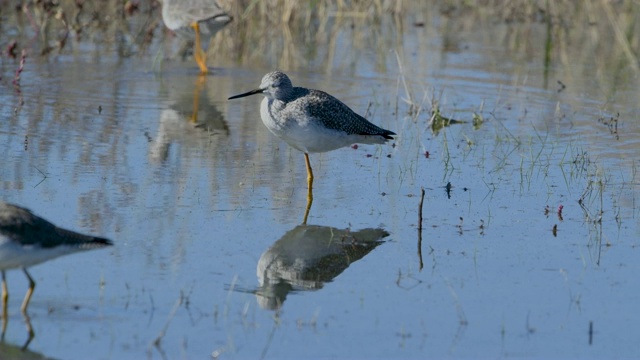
xmin=161 ymin=0 xmax=232 ymax=74
xmin=0 ymin=201 xmax=113 ymax=315
xmin=228 ymin=71 xmax=396 ymax=192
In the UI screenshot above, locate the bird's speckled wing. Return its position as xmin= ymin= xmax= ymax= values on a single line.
xmin=286 ymin=88 xmax=395 ymax=138
xmin=0 ymin=203 xmax=112 ymax=248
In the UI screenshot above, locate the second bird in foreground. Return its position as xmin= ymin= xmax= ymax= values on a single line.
xmin=228 ymin=71 xmax=396 ymax=186
xmin=0 ymin=201 xmax=113 ymax=316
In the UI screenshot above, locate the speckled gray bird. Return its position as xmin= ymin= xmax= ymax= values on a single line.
xmin=228 ymin=71 xmax=396 ymax=185
xmin=0 ymin=201 xmax=113 ymax=315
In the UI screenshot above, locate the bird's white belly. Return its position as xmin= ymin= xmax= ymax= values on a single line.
xmin=260 ymin=98 xmax=363 ymax=153
xmin=283 ymin=124 xmax=354 ymax=153
xmin=0 ymin=237 xmax=79 ymax=270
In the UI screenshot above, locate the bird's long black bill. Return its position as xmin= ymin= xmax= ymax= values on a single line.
xmin=228 ymin=88 xmax=263 ymax=100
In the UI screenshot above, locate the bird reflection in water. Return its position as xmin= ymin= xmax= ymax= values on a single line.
xmin=254 ymin=225 xmax=389 ymax=310
xmin=149 ymin=77 xmax=229 ymax=163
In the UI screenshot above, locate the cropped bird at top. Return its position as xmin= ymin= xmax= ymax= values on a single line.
xmin=228 ymin=71 xmax=396 ymax=188
xmin=161 ymin=0 xmax=232 ymax=74
xmin=0 ymin=201 xmax=113 ymax=316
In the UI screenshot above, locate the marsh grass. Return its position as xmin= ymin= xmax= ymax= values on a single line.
xmin=3 ymin=1 xmax=637 ymax=78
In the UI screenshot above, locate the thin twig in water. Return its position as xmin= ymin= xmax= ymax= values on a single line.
xmin=153 ymin=291 xmax=184 ymax=348
xmin=417 ymin=187 xmax=425 ymax=271
xmin=33 ymin=166 xmax=48 ymax=188
xmin=394 ymin=49 xmax=415 ymax=109
xmin=489 ymin=112 xmax=520 ymax=144
xmin=418 ymin=187 xmax=425 ymax=232
xmin=260 ymin=311 xmax=281 ymax=360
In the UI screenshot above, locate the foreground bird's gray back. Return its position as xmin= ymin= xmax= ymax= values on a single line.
xmin=260 ymin=71 xmax=394 ymax=138
xmin=0 ymin=201 xmax=111 ymax=249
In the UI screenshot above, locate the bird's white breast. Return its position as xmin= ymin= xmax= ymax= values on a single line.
xmin=0 ymin=236 xmax=84 ymax=270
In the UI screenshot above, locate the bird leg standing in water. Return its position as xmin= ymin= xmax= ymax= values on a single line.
xmin=228 ymin=71 xmax=396 ymax=223
xmin=0 ymin=201 xmax=113 ymax=319
xmin=304 ymin=153 xmax=314 ymax=183
xmin=190 ymin=22 xmax=208 ymax=74
xmin=20 ymin=269 xmax=35 ymax=314
xmin=1 ymin=271 xmax=7 ymax=328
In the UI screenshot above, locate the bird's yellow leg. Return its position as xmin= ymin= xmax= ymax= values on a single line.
xmin=302 ymin=153 xmax=314 ymax=225
xmin=304 ymin=153 xmax=314 ymax=183
xmin=190 ymin=22 xmax=208 ymax=74
xmin=2 ymin=271 xmax=7 ymax=339
xmin=2 ymin=271 xmax=7 ymax=315
xmin=20 ymin=269 xmax=35 ymax=315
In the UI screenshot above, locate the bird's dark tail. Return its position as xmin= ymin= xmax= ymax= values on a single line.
xmin=381 ymin=129 xmax=396 ymax=140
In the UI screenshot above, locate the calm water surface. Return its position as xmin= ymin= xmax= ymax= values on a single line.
xmin=0 ymin=2 xmax=639 ymax=359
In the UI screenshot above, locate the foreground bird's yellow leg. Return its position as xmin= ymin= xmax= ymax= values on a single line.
xmin=1 ymin=271 xmax=7 ymax=314
xmin=20 ymin=269 xmax=35 ymax=315
xmin=1 ymin=271 xmax=7 ymax=339
xmin=302 ymin=153 xmax=314 ymax=224
xmin=190 ymin=22 xmax=208 ymax=74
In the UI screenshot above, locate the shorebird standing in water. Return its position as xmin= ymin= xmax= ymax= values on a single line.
xmin=228 ymin=71 xmax=396 ymax=222
xmin=0 ymin=201 xmax=112 ymax=324
xmin=161 ymin=0 xmax=232 ymax=74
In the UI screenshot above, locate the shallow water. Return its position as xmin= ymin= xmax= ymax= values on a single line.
xmin=1 ymin=1 xmax=639 ymax=359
